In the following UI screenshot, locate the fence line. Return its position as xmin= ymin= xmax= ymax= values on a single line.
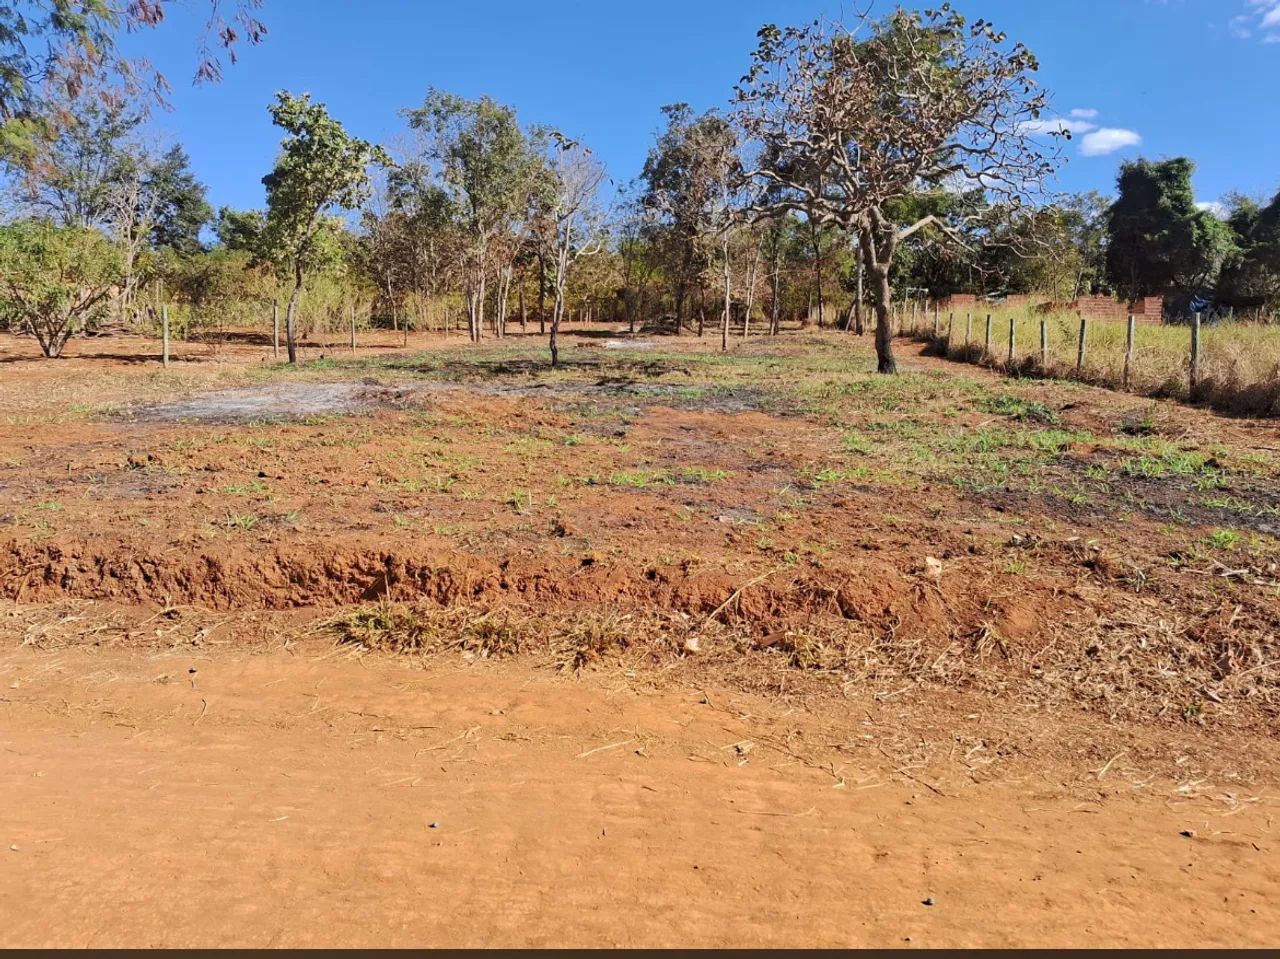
xmin=884 ymin=304 xmax=1280 ymax=417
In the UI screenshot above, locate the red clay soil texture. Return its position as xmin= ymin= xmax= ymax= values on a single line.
xmin=0 ymin=327 xmax=1277 ymax=947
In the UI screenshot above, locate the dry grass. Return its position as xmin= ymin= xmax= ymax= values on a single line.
xmin=910 ymin=309 xmax=1280 ymax=416
xmin=329 ymin=601 xmax=696 ymax=671
xmin=324 ymin=595 xmax=1280 ymax=728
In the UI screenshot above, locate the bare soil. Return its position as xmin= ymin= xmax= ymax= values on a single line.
xmin=1 ymin=326 xmax=1278 ymax=947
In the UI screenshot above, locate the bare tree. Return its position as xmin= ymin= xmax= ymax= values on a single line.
xmin=697 ymin=123 xmax=746 ymax=352
xmin=616 ymin=190 xmax=662 ymax=335
xmin=735 ymin=8 xmax=1056 ymax=372
xmin=105 ymin=154 xmax=162 ymax=326
xmin=543 ymin=137 xmax=606 ymax=367
xmin=740 ymin=224 xmax=764 ymax=338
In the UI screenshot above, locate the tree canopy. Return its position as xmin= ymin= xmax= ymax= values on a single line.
xmin=735 ymin=7 xmax=1056 ymax=371
xmin=0 ymin=1 xmax=266 ymax=163
xmin=261 ymin=90 xmax=385 ymax=361
xmin=0 ymin=219 xmax=122 ymax=356
xmin=1105 ymin=157 xmax=1233 ymax=304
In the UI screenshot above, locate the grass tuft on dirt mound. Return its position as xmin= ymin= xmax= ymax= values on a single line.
xmin=330 ymin=602 xmax=652 ymax=671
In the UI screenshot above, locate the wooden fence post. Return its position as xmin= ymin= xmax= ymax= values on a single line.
xmin=946 ymin=312 xmax=954 ymax=355
xmin=350 ymin=303 xmax=357 ymax=354
xmin=272 ymin=302 xmax=280 ymax=360
xmin=1007 ymin=316 xmax=1016 ymax=367
xmin=965 ymin=313 xmax=972 ymax=350
xmin=984 ymin=313 xmax=992 ymax=356
xmin=162 ymin=304 xmax=170 ymax=368
xmin=933 ymin=303 xmax=940 ymax=339
xmin=1076 ymin=317 xmax=1088 ymax=376
xmin=1039 ymin=318 xmax=1048 ymax=369
xmin=1123 ymin=314 xmax=1135 ymax=390
xmin=1190 ymin=312 xmax=1202 ymax=393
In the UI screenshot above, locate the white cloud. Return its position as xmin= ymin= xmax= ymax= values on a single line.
xmin=1196 ymin=200 xmax=1228 ymax=218
xmin=1080 ymin=128 xmax=1143 ymax=157
xmin=1234 ymin=1 xmax=1280 ymax=42
xmin=1024 ymin=109 xmax=1143 ymax=159
xmin=1017 ymin=116 xmax=1097 ymax=136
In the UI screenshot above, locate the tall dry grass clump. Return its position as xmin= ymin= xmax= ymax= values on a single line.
xmin=910 ymin=307 xmax=1280 ymax=416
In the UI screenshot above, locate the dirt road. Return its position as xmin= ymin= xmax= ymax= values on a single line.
xmin=2 ymin=642 xmax=1274 ymax=949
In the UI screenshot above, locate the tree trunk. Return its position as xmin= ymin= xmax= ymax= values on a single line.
xmin=743 ymin=238 xmax=761 ymax=340
xmin=720 ymin=231 xmax=732 ymax=352
xmin=519 ymin=278 xmax=527 ymax=332
xmin=473 ymin=270 xmax=486 ymax=343
xmin=31 ymin=316 xmax=70 ymax=358
xmin=628 ymin=283 xmax=642 ymax=335
xmin=550 ymin=286 xmax=565 ymax=368
xmin=868 ymin=262 xmax=896 ymax=374
xmin=674 ymin=276 xmax=686 ymax=336
xmin=770 ymin=240 xmax=782 ymax=335
xmin=285 ymin=263 xmax=303 ymax=364
xmin=498 ymin=265 xmax=511 ymax=338
xmin=854 ymin=256 xmax=865 ymax=335
xmin=810 ymin=222 xmax=825 ymax=329
xmin=537 ymin=249 xmax=547 ymax=335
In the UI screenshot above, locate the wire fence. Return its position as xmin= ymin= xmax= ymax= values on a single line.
xmin=893 ymin=305 xmax=1280 ymax=417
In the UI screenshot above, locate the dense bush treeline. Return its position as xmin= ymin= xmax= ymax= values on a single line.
xmin=0 ymin=5 xmax=1277 ymax=366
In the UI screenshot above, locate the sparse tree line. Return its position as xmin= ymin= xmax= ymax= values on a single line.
xmin=1 ymin=5 xmax=1277 ymax=371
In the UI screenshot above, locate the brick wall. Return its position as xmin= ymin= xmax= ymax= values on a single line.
xmin=1074 ymin=295 xmax=1131 ymax=321
xmin=1001 ymin=294 xmax=1045 ymax=310
xmin=1131 ymin=296 xmax=1164 ymax=320
xmin=936 ymin=293 xmax=977 ymax=310
xmin=935 ymin=293 xmax=1166 ymax=323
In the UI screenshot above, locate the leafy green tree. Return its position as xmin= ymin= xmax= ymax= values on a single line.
xmin=157 ymin=246 xmax=264 ymax=339
xmin=11 ymin=97 xmax=142 ymax=228
xmin=362 ymin=153 xmax=467 ymax=332
xmin=0 ymin=220 xmax=122 ymax=357
xmin=1218 ymin=190 xmax=1280 ymax=317
xmin=214 ymin=206 xmax=267 ymax=255
xmin=884 ymin=189 xmax=982 ymax=299
xmin=8 ymin=93 xmax=211 ymax=325
xmin=0 ymin=1 xmax=265 ymax=164
xmin=261 ymin=91 xmax=385 ymax=363
xmin=402 ymin=90 xmax=545 ymax=342
xmin=147 ymin=145 xmax=214 ymax=255
xmin=639 ymin=103 xmax=738 ymax=334
xmin=1105 ymin=158 xmax=1233 ymax=304
xmin=1060 ymin=191 xmax=1110 ymax=297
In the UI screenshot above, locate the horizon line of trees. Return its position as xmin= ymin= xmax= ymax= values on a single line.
xmin=1 ymin=7 xmax=1278 ymax=366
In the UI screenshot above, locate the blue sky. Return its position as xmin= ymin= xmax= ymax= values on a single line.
xmin=125 ymin=0 xmax=1280 ymax=215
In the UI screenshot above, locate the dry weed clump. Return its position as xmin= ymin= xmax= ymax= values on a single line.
xmin=328 ymin=593 xmax=1279 ymax=728
xmin=1194 ymin=339 xmax=1280 ymax=415
xmin=329 ymin=601 xmax=737 ymax=671
xmin=329 ymin=603 xmax=531 ymax=657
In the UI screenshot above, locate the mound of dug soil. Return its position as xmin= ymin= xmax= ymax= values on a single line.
xmin=13 ymin=529 xmax=1277 ymax=729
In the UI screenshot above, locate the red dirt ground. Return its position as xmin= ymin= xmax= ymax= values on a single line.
xmin=1 ymin=326 xmax=1278 ymax=947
